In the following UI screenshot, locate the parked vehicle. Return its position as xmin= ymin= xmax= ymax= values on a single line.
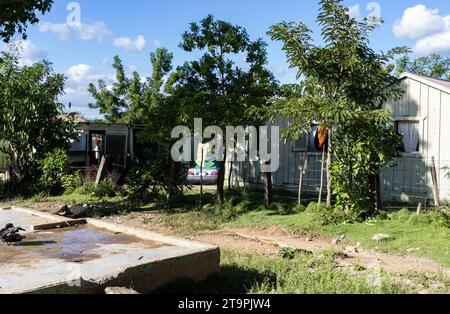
xmin=187 ymin=165 xmax=220 ymax=185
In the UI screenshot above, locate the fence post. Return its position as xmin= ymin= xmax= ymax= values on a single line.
xmin=431 ymin=156 xmax=440 ymax=207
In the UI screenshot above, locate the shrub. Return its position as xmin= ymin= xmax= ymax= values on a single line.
xmin=61 ymin=171 xmax=84 ymax=193
xmin=37 ymin=149 xmax=70 ymax=195
xmin=79 ymin=180 xmax=116 ymax=197
xmin=127 ymin=152 xmax=187 ymax=205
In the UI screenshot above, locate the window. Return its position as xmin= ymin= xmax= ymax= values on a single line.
xmin=70 ymin=135 xmax=87 ymax=152
xmin=396 ymin=121 xmax=420 ymax=153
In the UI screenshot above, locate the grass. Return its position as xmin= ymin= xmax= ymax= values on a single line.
xmin=228 ymin=208 xmax=450 ymax=267
xmin=152 ymin=190 xmax=449 ymax=267
xmin=155 ymin=249 xmax=448 ymax=294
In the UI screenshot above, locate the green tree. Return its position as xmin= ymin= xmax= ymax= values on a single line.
xmin=268 ymin=0 xmax=405 ymax=214
xmin=0 ymin=52 xmax=76 ymax=185
xmin=395 ymin=53 xmax=450 ymax=80
xmin=89 ymin=48 xmax=187 ymax=201
xmin=0 ymin=0 xmax=53 ymax=43
xmin=173 ymin=15 xmax=278 ymax=204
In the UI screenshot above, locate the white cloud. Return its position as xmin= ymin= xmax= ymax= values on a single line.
xmin=153 ymin=40 xmax=161 ymax=48
xmin=75 ymin=22 xmax=112 ymax=41
xmin=393 ymin=5 xmax=448 ymax=40
xmin=415 ymin=31 xmax=450 ymax=54
xmin=62 ymin=63 xmax=116 ymax=118
xmin=113 ymin=35 xmax=146 ymax=52
xmin=0 ymin=40 xmax=48 ymax=66
xmin=39 ymin=21 xmax=112 ymax=42
xmin=393 ymin=5 xmax=450 ymax=54
xmin=348 ymin=4 xmax=361 ymax=20
xmin=100 ymin=57 xmax=110 ymax=65
xmin=39 ymin=22 xmax=71 ymax=40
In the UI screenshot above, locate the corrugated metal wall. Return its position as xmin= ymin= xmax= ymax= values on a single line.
xmin=226 ymin=76 xmax=450 ymax=203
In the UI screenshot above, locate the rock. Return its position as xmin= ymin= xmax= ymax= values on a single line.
xmin=406 ymin=247 xmax=421 ymax=253
xmin=68 ymin=205 xmax=93 ymax=218
xmin=105 ymin=287 xmax=139 ymax=294
xmin=372 ymin=233 xmax=393 ymax=242
xmin=344 ymin=246 xmax=359 ymax=254
xmin=331 ymin=234 xmax=345 ymax=244
xmin=54 ymin=205 xmax=69 ymax=216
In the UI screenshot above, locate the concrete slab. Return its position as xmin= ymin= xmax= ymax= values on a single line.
xmin=0 ymin=207 xmax=220 ymax=294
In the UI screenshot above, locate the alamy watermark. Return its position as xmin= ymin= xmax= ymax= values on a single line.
xmin=171 ymin=118 xmax=280 ymax=173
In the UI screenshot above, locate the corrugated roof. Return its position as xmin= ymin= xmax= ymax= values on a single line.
xmin=400 ymin=72 xmax=450 ymax=94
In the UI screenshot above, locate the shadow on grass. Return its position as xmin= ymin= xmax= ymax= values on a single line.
xmin=153 ymin=265 xmax=277 ymax=294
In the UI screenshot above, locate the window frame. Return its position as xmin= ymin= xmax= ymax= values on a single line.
xmin=394 ymin=116 xmax=426 ymax=157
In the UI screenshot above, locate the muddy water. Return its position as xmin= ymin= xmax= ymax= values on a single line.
xmin=0 ymin=225 xmax=164 ymax=265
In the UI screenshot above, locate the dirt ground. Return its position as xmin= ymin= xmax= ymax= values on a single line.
xmin=101 ymin=211 xmax=450 ymax=280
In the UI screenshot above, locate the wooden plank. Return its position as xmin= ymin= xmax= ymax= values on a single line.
xmin=32 ymin=219 xmax=87 ymax=231
xmin=95 ymin=156 xmax=107 ymax=185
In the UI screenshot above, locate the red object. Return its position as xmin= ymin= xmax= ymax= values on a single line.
xmin=188 ymin=171 xmax=195 ymax=176
xmin=315 ymin=126 xmax=328 ymax=151
xmin=211 ymin=171 xmax=219 ymax=176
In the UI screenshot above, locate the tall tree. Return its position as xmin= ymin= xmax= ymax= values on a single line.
xmin=0 ymin=52 xmax=75 ymax=183
xmin=174 ymin=15 xmax=278 ymax=204
xmin=0 ymin=0 xmax=53 ymax=43
xmin=396 ymin=53 xmax=450 ymax=80
xmin=88 ymin=48 xmax=174 ymax=126
xmin=89 ymin=48 xmax=187 ymax=201
xmin=268 ymin=0 xmax=405 ymax=215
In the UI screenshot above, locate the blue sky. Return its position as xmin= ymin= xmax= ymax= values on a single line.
xmin=3 ymin=0 xmax=449 ymax=119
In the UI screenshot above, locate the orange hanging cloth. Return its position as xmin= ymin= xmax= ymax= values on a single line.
xmin=315 ymin=125 xmax=328 ymax=151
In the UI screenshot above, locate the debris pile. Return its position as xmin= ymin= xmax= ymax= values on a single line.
xmin=0 ymin=223 xmax=26 ymax=245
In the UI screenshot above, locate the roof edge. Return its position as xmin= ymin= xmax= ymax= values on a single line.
xmin=399 ymin=72 xmax=450 ymax=94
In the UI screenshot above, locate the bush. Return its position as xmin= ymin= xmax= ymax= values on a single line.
xmin=126 ymin=152 xmax=188 ymax=205
xmin=37 ymin=149 xmax=70 ymax=195
xmin=61 ymin=171 xmax=84 ymax=193
xmin=79 ymin=180 xmax=117 ymax=197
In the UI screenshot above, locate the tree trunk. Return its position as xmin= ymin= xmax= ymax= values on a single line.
xmin=199 ymin=147 xmax=204 ymax=206
xmin=263 ymin=161 xmax=272 ymax=207
xmin=216 ymin=152 xmax=227 ymax=205
xmin=368 ymin=173 xmax=382 ymax=215
xmin=167 ymin=159 xmax=175 ymax=200
xmin=318 ymin=146 xmax=325 ymax=205
xmin=298 ymin=151 xmax=308 ymax=206
xmin=228 ymin=161 xmax=233 ymax=190
xmin=326 ymin=129 xmax=332 ymax=208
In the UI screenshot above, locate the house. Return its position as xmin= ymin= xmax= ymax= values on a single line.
xmin=225 ymin=72 xmax=450 ymax=204
xmin=68 ymin=122 xmax=136 ymax=171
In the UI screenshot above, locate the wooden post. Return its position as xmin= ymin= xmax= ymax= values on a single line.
xmin=318 ymin=146 xmax=326 ymax=205
xmin=298 ymin=150 xmax=308 ymax=206
xmin=95 ymin=156 xmax=107 ymax=185
xmin=416 ymin=202 xmax=422 ymax=215
xmin=200 ymin=147 xmax=204 ymax=206
xmin=431 ymin=156 xmax=440 ymax=207
xmin=326 ymin=130 xmax=332 ymax=208
xmin=263 ymin=160 xmax=272 ymax=207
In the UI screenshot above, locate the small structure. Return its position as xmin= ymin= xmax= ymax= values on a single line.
xmin=226 ymin=72 xmax=450 ymax=204
xmin=68 ymin=122 xmax=135 ymax=169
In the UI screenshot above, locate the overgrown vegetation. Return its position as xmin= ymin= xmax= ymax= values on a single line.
xmin=37 ymin=149 xmax=70 ymax=195
xmin=0 ymin=51 xmax=76 ymax=196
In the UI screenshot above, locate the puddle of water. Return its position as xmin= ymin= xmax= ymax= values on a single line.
xmin=0 ymin=225 xmax=164 ymax=264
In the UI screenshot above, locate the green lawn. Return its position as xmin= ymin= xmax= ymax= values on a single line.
xmin=155 ymin=249 xmax=448 ymax=294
